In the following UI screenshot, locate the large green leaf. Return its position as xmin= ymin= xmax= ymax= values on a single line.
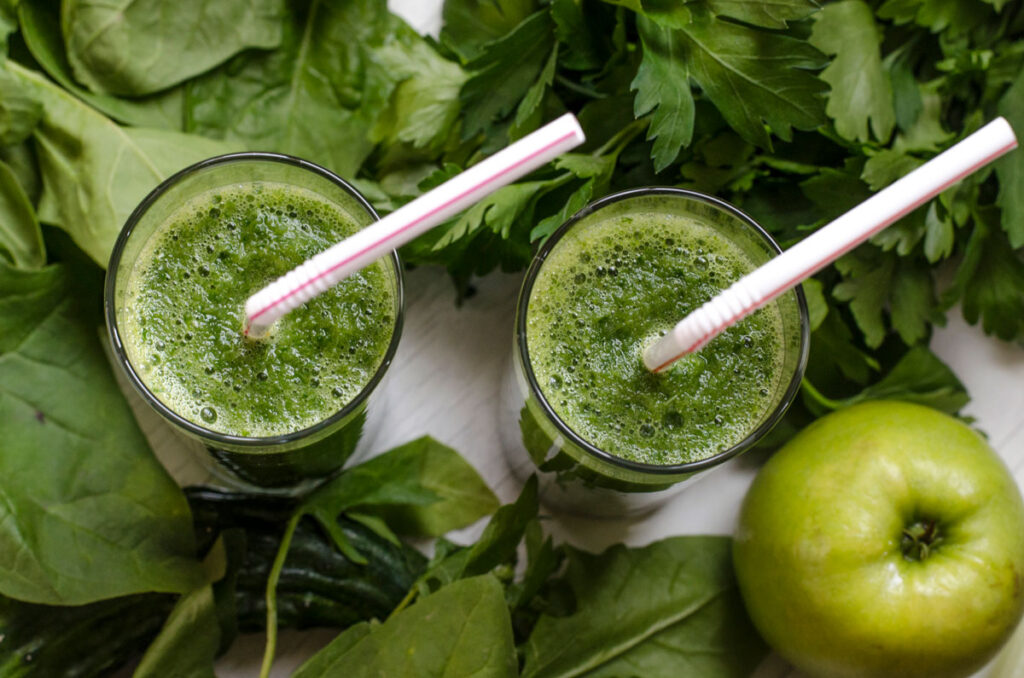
xmin=19 ymin=0 xmax=185 ymax=129
xmin=0 ymin=261 xmax=204 ymax=605
xmin=293 ymin=575 xmax=517 ymax=678
xmin=186 ymin=0 xmax=416 ymax=178
xmin=810 ymin=0 xmax=894 ymax=143
xmin=520 ymin=537 xmax=767 ymax=678
xmin=6 ymin=62 xmax=236 ymax=266
xmin=0 ymin=160 xmax=43 ymax=268
xmin=61 ymin=0 xmax=284 ymax=96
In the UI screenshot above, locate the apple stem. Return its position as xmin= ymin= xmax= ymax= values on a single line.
xmin=901 ymin=519 xmax=942 ymax=562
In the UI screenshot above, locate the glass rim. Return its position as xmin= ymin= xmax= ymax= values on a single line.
xmin=515 ymin=186 xmax=810 ymax=477
xmin=104 ymin=151 xmax=405 ymax=450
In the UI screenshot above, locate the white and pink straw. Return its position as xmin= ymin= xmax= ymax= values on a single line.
xmin=244 ymin=113 xmax=586 ymax=336
xmin=643 ymin=117 xmax=1019 ymax=373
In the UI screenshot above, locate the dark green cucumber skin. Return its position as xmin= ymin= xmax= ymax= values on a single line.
xmin=187 ymin=486 xmax=427 ymax=631
xmin=0 ymin=594 xmax=172 ymax=678
xmin=0 ymin=487 xmax=427 ymax=677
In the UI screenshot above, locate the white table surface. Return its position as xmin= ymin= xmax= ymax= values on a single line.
xmin=125 ymin=1 xmax=1024 ymax=675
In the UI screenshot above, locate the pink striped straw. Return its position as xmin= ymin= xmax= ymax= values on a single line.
xmin=244 ymin=113 xmax=586 ymax=336
xmin=644 ymin=117 xmax=1019 ymax=373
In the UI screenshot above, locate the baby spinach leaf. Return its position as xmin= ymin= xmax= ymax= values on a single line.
xmin=520 ymin=536 xmax=767 ymax=678
xmin=19 ymin=0 xmax=185 ymax=129
xmin=0 ymin=0 xmax=15 ymax=45
xmin=132 ymin=585 xmax=219 ymax=678
xmin=7 ymin=62 xmax=236 ymax=266
xmin=293 ymin=575 xmax=517 ymax=678
xmin=303 ymin=436 xmax=498 ymax=540
xmin=185 ymin=0 xmax=413 ymax=179
xmin=415 ymin=476 xmax=538 ymax=598
xmin=632 ymin=17 xmax=694 ymax=171
xmin=0 ymin=159 xmax=43 ymax=268
xmin=345 ymin=436 xmax=501 ymax=538
xmin=0 ymin=65 xmax=41 ymax=145
xmin=61 ymin=0 xmax=284 ymax=96
xmin=810 ymin=0 xmax=894 ymax=143
xmin=0 ymin=261 xmax=204 ymax=605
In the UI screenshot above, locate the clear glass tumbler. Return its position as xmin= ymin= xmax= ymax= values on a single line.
xmin=499 ymin=188 xmax=809 ymax=517
xmin=105 ymin=153 xmax=403 ymax=491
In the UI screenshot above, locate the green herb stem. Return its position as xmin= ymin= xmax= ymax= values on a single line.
xmin=259 ymin=512 xmax=301 ymax=678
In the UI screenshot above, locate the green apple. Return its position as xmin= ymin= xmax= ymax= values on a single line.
xmin=733 ymin=400 xmax=1024 ymax=678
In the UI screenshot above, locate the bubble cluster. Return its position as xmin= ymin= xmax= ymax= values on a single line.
xmin=526 ymin=210 xmax=786 ymax=465
xmin=121 ymin=182 xmax=396 ymax=438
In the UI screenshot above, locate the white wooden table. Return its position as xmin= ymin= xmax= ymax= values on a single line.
xmin=128 ymin=2 xmax=1024 ymax=674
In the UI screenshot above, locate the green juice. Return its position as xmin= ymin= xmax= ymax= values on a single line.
xmin=526 ymin=207 xmax=786 ymax=467
xmin=120 ymin=182 xmax=396 ymax=441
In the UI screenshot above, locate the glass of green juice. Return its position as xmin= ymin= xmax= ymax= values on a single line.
xmin=499 ymin=187 xmax=809 ymax=517
xmin=105 ymin=153 xmax=403 ymax=491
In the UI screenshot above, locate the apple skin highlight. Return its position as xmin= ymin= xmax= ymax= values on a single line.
xmin=733 ymin=400 xmax=1024 ymax=678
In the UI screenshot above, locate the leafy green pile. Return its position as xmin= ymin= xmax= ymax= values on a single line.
xmin=0 ymin=0 xmax=1022 ymax=675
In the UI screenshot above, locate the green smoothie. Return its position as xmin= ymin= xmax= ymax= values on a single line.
xmin=121 ymin=181 xmax=396 ymax=439
xmin=526 ymin=208 xmax=786 ymax=466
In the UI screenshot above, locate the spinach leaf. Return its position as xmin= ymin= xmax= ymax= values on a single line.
xmin=303 ymin=436 xmax=499 ymax=543
xmin=6 ymin=62 xmax=236 ymax=266
xmin=293 ymin=575 xmax=517 ymax=678
xmin=185 ymin=0 xmax=417 ymax=179
xmin=0 ymin=261 xmax=204 ymax=605
xmin=61 ymin=0 xmax=284 ymax=96
xmin=521 ymin=536 xmax=767 ymax=678
xmin=0 ymin=159 xmax=43 ymax=268
xmin=0 ymin=64 xmax=41 ymax=145
xmin=0 ymin=0 xmax=14 ymax=45
xmin=133 ymin=585 xmax=219 ymax=678
xmin=19 ymin=0 xmax=185 ymax=129
xmin=346 ymin=438 xmax=501 ymax=540
xmin=810 ymin=0 xmax=894 ymax=143
xmin=0 ymin=142 xmax=41 ymax=205
xmin=415 ymin=475 xmax=538 ymax=598
xmin=132 ymin=535 xmax=238 ymax=678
